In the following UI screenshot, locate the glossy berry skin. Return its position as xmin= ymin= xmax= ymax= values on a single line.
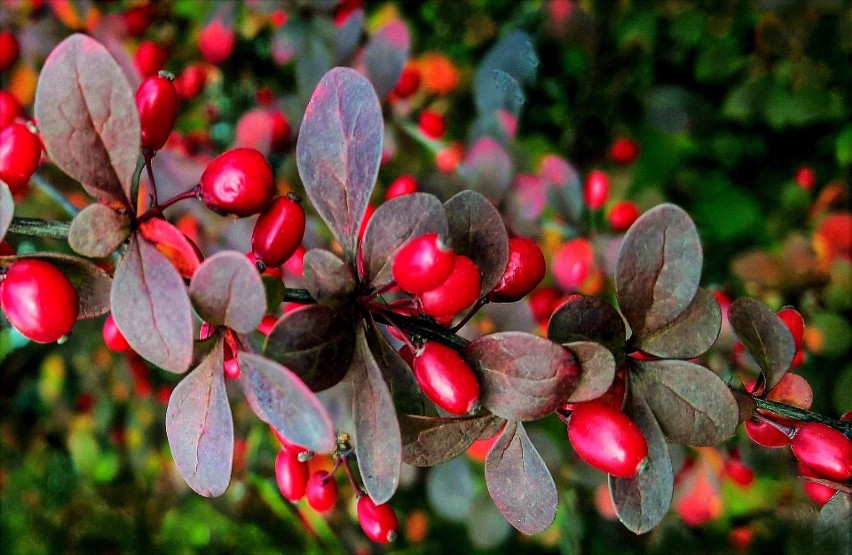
xmin=0 ymin=122 xmax=41 ymax=194
xmin=418 ymin=109 xmax=445 ymax=140
xmin=583 ymin=170 xmax=610 ymax=210
xmin=392 ymin=233 xmax=455 ymax=294
xmin=791 ymin=422 xmax=852 ymax=482
xmin=0 ymin=90 xmax=22 ymax=128
xmin=357 ymin=496 xmax=399 ymax=544
xmin=567 ymin=402 xmax=648 ymax=478
xmin=134 ymin=41 xmax=167 ymax=78
xmin=777 ymin=307 xmax=805 ymax=350
xmin=420 ymin=255 xmax=481 ymax=318
xmin=199 ymin=148 xmax=275 ymax=216
xmin=385 ymin=174 xmax=418 ymax=201
xmin=609 ymin=136 xmax=640 ymax=165
xmin=799 ymin=463 xmax=838 ymax=505
xmin=103 ymin=314 xmax=131 ymax=352
xmin=136 ymin=74 xmax=178 ymax=151
xmin=490 ymin=237 xmax=546 ymax=302
xmin=0 ymin=32 xmax=20 ymax=72
xmin=413 ymin=342 xmax=480 ymax=415
xmin=275 ymin=449 xmax=308 ymax=502
xmin=305 ymin=471 xmax=338 ymax=513
xmin=0 ymin=259 xmax=79 ymax=343
xmin=251 ymin=195 xmax=306 ymax=267
xmin=608 ymin=201 xmax=640 ymax=232
xmin=744 ymin=419 xmax=790 ymax=448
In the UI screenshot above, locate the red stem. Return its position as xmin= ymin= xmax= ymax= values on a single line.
xmin=341 ymin=456 xmax=365 ymax=497
xmin=136 ymin=185 xmax=200 ymax=224
xmin=143 ymin=148 xmax=158 ymax=208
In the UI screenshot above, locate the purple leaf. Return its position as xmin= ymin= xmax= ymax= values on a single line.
xmin=238 ymin=352 xmax=336 ymax=454
xmin=563 ymin=341 xmax=616 ymax=404
xmin=634 ymin=288 xmax=721 ymax=359
xmin=0 ymin=182 xmax=12 ymax=241
xmin=547 ymin=295 xmax=627 ymax=363
xmin=364 ymin=20 xmax=410 ymax=98
xmin=541 ymin=155 xmax=583 ymax=226
xmin=33 ymin=34 xmax=140 ymax=206
xmin=165 ymin=339 xmax=233 ymax=497
xmin=302 ymin=249 xmax=356 ymax=305
xmin=189 ymin=251 xmax=265 ymax=334
xmin=351 ymin=322 xmax=401 ymax=504
xmin=111 ymin=235 xmax=194 ymax=373
xmin=615 ymin=204 xmax=702 ymax=336
xmin=401 ymin=413 xmax=503 ymax=467
xmin=263 ymin=305 xmax=356 ymax=392
xmin=728 ymin=297 xmax=796 ymax=390
xmin=609 ymin=381 xmax=673 ymax=534
xmin=444 ymin=189 xmax=509 ymax=295
xmin=459 ymin=138 xmax=513 ymax=204
xmin=67 ymin=203 xmax=130 ymax=259
xmin=474 ymin=31 xmax=538 ymax=114
xmin=485 ymin=421 xmax=557 ymax=534
xmin=297 ymin=67 xmax=383 ymax=261
xmin=333 ymin=9 xmax=364 ymax=64
xmin=365 ymin=320 xmax=424 ymax=415
xmin=464 ymin=332 xmax=579 ymax=421
xmin=636 ymin=359 xmax=738 ymax=446
xmin=361 ymin=192 xmax=448 ymax=287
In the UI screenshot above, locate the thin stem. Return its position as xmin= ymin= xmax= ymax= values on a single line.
xmin=282 ymin=287 xmax=318 ymax=305
xmin=31 ymin=174 xmax=79 ymax=217
xmin=341 ymin=456 xmax=365 ymax=497
xmin=6 ymin=217 xmax=71 ymax=240
xmin=143 ymin=148 xmax=158 ymax=207
xmin=136 ymin=185 xmax=200 ymax=224
xmin=451 ymin=296 xmax=490 ymax=333
xmin=752 ymin=396 xmax=852 ymax=436
xmin=376 ymin=309 xmax=469 ymax=349
xmin=800 ymin=476 xmax=852 ymax=495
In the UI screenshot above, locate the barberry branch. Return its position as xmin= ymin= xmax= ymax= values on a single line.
xmin=136 ymin=184 xmax=200 ymax=224
xmin=6 ymin=217 xmax=71 ymax=240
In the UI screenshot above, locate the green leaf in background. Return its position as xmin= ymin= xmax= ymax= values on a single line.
xmin=837 ymin=125 xmax=852 ymax=166
xmin=691 ymin=175 xmax=762 ymax=243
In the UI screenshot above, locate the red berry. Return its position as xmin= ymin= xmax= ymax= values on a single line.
xmin=283 ymin=244 xmax=305 ymax=276
xmin=0 ymin=122 xmax=41 ymax=194
xmin=258 ymin=315 xmax=277 ymax=336
xmin=791 ymin=422 xmax=852 ymax=482
xmin=224 ymin=357 xmax=241 ymax=380
xmin=134 ymin=41 xmax=167 ymax=79
xmin=357 ymin=496 xmax=399 ymax=544
xmin=583 ymin=170 xmax=610 ymax=210
xmin=200 ymin=148 xmax=275 ymax=217
xmin=552 ymin=238 xmax=595 ymax=292
xmin=490 ymin=237 xmax=546 ymax=302
xmin=199 ymin=18 xmax=235 ymax=65
xmin=0 ymin=32 xmax=20 ymax=72
xmin=794 ymin=166 xmax=816 ymax=191
xmin=608 ymin=200 xmax=640 ymax=232
xmin=123 ymin=4 xmax=155 ymax=37
xmin=392 ymin=233 xmax=455 ymax=294
xmin=723 ymin=449 xmax=755 ymax=487
xmin=744 ymin=419 xmax=790 ymax=448
xmin=136 ymin=73 xmax=178 ymax=151
xmin=275 ymin=449 xmax=308 ymax=501
xmin=799 ymin=463 xmax=838 ymax=505
xmin=358 ymin=202 xmax=376 ymax=242
xmin=174 ymin=64 xmax=207 ymax=100
xmin=418 ymin=109 xmax=445 ymax=140
xmin=103 ymin=314 xmax=131 ymax=352
xmin=393 ymin=65 xmax=421 ymax=99
xmin=0 ymin=258 xmax=79 ymax=343
xmin=413 ymin=341 xmax=480 ymax=415
xmin=567 ymin=402 xmax=648 ymax=478
xmin=0 ymin=241 xmax=15 ymax=256
xmin=251 ymin=194 xmax=306 ymax=267
xmin=0 ymin=90 xmax=22 ymax=128
xmin=777 ymin=307 xmax=805 ymax=350
xmin=270 ymin=111 xmax=291 ymax=152
xmin=305 ymin=471 xmax=338 ymax=513
xmin=528 ymin=286 xmax=564 ymax=326
xmin=420 ymin=255 xmax=481 ymax=318
xmin=385 ymin=174 xmax=418 ymax=201
xmin=609 ymin=136 xmax=640 ymax=165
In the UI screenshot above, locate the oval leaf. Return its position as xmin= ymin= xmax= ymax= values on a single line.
xmin=364 ymin=20 xmax=410 ymax=98
xmin=0 ymin=181 xmax=12 ymax=241
xmin=728 ymin=297 xmax=796 ymax=390
xmin=485 ymin=421 xmax=557 ymax=534
xmin=615 ymin=204 xmax=702 ymax=336
xmin=138 ymin=218 xmax=202 ymax=280
xmin=634 ymin=288 xmax=721 ymax=359
xmin=333 ymin=8 xmax=364 ymax=64
xmin=474 ymin=31 xmax=538 ymax=114
xmin=563 ymin=341 xmax=616 ymax=404
xmin=464 ymin=332 xmax=579 ymax=421
xmin=815 ymin=492 xmax=851 ymax=554
xmin=459 ymin=138 xmax=514 ymax=204
xmin=444 ymin=190 xmax=510 ymax=295
xmin=548 ymin=295 xmax=627 ymax=363
xmin=165 ymin=340 xmax=233 ymax=497
xmin=238 ymin=352 xmax=336 ymax=454
xmin=264 ymin=305 xmax=356 ymax=392
xmin=361 ymin=192 xmax=448 ymax=287
xmin=190 ymin=251 xmax=265 ymax=334
xmin=296 ymin=67 xmax=383 ymax=261
xmin=111 ymin=235 xmax=194 ymax=373
xmin=609 ymin=380 xmax=674 ymax=534
xmin=34 ymin=34 xmax=140 ymax=206
xmin=302 ymin=249 xmax=356 ymax=305
xmin=365 ymin=320 xmax=424 ymax=415
xmin=636 ymin=359 xmax=738 ymax=445
xmin=351 ymin=322 xmax=402 ymax=504
xmin=401 ymin=414 xmax=502 ymax=467
xmin=68 ymin=203 xmax=130 ymax=258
